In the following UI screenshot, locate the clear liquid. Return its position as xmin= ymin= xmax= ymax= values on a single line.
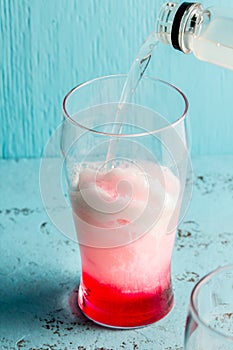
xmin=193 ymin=17 xmax=233 ymax=70
xmin=105 ymin=32 xmax=159 ymax=162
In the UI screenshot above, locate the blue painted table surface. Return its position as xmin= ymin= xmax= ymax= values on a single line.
xmin=1 ymin=156 xmax=233 ymax=350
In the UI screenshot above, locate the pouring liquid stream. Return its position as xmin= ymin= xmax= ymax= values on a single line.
xmin=105 ymin=32 xmax=159 ymax=163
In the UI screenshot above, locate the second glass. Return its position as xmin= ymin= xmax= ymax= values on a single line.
xmin=62 ymin=75 xmax=190 ymax=328
xmin=185 ymin=264 xmax=233 ymax=349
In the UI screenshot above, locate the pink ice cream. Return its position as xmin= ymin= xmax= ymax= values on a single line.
xmin=69 ymin=161 xmax=180 ymax=327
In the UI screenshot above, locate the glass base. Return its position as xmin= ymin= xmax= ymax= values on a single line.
xmin=77 ymin=281 xmax=174 ymax=329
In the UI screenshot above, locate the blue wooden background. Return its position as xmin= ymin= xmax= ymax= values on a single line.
xmin=1 ymin=0 xmax=233 ymax=159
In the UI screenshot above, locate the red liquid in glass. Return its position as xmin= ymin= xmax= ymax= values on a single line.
xmin=78 ymin=270 xmax=174 ymax=328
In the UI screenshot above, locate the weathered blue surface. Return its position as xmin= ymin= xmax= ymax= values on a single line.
xmin=1 ymin=156 xmax=233 ymax=349
xmin=1 ymin=0 xmax=233 ymax=159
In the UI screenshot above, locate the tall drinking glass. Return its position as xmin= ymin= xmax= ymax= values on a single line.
xmin=61 ymin=75 xmax=190 ymax=328
xmin=185 ymin=264 xmax=233 ymax=349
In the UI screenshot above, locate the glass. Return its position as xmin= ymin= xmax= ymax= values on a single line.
xmin=185 ymin=264 xmax=233 ymax=349
xmin=61 ymin=74 xmax=190 ymax=328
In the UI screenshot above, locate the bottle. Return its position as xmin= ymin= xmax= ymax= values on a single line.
xmin=156 ymin=2 xmax=233 ymax=70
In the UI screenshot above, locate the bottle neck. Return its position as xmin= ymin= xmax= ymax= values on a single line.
xmin=156 ymin=2 xmax=205 ymax=54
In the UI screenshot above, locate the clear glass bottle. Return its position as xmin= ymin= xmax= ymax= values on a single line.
xmin=156 ymin=2 xmax=233 ymax=70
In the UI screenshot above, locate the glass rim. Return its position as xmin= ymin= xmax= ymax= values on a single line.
xmin=62 ymin=74 xmax=189 ymax=137
xmin=189 ymin=264 xmax=233 ymax=341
